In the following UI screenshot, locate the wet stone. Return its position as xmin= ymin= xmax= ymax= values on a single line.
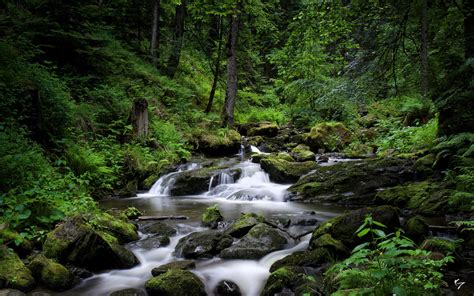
xmin=214 ymin=280 xmax=242 ymax=296
xmin=109 ymin=288 xmax=146 ymax=296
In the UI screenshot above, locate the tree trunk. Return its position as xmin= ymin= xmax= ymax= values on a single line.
xmin=465 ymin=0 xmax=474 ymax=59
xmin=165 ymin=1 xmax=186 ymax=78
xmin=150 ymin=0 xmax=161 ymax=67
xmin=131 ymin=98 xmax=149 ymax=139
xmin=205 ymin=16 xmax=224 ymax=114
xmin=420 ymin=0 xmax=429 ymax=97
xmin=222 ymin=2 xmax=241 ymax=128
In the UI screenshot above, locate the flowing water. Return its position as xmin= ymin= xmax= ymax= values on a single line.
xmin=63 ymin=151 xmax=349 ymax=296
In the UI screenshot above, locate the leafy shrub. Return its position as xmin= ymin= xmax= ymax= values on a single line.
xmin=326 ymin=215 xmax=453 ymax=295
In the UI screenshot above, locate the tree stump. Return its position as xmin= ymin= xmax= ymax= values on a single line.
xmin=131 ymin=98 xmax=149 ymax=139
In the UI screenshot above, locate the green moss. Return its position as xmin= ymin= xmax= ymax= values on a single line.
xmin=201 ymin=204 xmax=223 ymax=228
xmin=261 ymin=267 xmax=299 ymax=296
xmin=375 ymin=181 xmax=450 ymax=214
xmin=306 ymin=122 xmax=352 ymax=152
xmin=0 ymin=247 xmax=35 ymax=292
xmin=227 ymin=213 xmax=265 ymax=237
xmin=276 ymin=152 xmax=294 ymax=162
xmin=310 ymin=234 xmax=349 ymax=258
xmin=247 ymin=123 xmax=279 ymax=137
xmin=420 ymin=238 xmax=457 ymax=255
xmin=90 ymin=212 xmax=139 ymax=243
xmin=291 ymin=144 xmax=316 ymax=162
xmin=29 ymin=254 xmax=72 ymax=291
xmin=145 ymin=269 xmax=206 ymax=296
xmin=270 ymin=248 xmax=332 ymax=272
xmin=414 ymin=154 xmax=435 ymax=175
xmin=151 ymin=260 xmax=196 ymax=277
xmin=405 ymin=215 xmax=429 ymax=241
xmin=260 ymin=156 xmax=317 ymax=183
xmin=123 ymin=207 xmax=142 ymax=220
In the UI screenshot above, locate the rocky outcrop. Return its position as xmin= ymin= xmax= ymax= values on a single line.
xmin=175 ymin=230 xmax=233 ymax=259
xmin=145 ymin=269 xmax=206 ymax=296
xmin=220 ymin=223 xmax=289 ymax=259
xmin=260 ymin=155 xmax=317 ymax=183
xmin=42 ymin=215 xmax=138 ymax=271
xmin=0 ymin=247 xmax=35 ymax=292
xmin=288 ymin=158 xmax=415 ymax=204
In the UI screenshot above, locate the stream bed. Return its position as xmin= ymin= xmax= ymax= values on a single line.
xmin=62 ymin=154 xmax=351 ymax=296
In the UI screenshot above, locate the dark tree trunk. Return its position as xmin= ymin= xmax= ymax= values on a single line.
xmin=465 ymin=0 xmax=474 ymax=59
xmin=150 ymin=0 xmax=161 ymax=67
xmin=165 ymin=1 xmax=186 ymax=78
xmin=131 ymin=99 xmax=149 ymax=139
xmin=222 ymin=2 xmax=241 ymax=127
xmin=205 ymin=16 xmax=224 ymax=114
xmin=420 ymin=0 xmax=429 ymax=97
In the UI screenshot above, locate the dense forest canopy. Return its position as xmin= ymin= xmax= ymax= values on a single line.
xmin=0 ymin=0 xmax=473 ymax=295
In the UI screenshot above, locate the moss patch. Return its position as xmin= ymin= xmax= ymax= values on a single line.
xmin=201 ymin=204 xmax=223 ymax=229
xmin=0 ymin=247 xmax=35 ymax=292
xmin=305 ymin=122 xmax=352 ymax=152
xmin=145 ymin=269 xmax=206 ymax=296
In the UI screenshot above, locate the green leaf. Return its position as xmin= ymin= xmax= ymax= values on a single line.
xmin=374 ymin=229 xmax=386 ymax=238
xmin=357 ymin=228 xmax=370 ymax=237
xmin=17 ymin=209 xmax=31 ymax=220
xmin=372 ymin=220 xmax=387 ymax=228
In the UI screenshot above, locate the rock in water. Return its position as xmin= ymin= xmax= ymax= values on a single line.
xmin=220 ymin=223 xmax=289 ymax=259
xmin=28 ymin=254 xmax=73 ymax=291
xmin=109 ymin=288 xmax=146 ymax=296
xmin=214 ymin=280 xmax=241 ymax=296
xmin=0 ymin=247 xmax=35 ymax=292
xmin=175 ymin=230 xmax=233 ymax=259
xmin=260 ymin=156 xmax=317 ymax=183
xmin=145 ymin=269 xmax=206 ymax=296
xmin=151 ymin=260 xmax=196 ymax=277
xmin=201 ymin=204 xmax=223 ymax=229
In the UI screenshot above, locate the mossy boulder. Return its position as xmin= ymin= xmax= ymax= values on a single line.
xmin=226 ymin=213 xmax=265 ymax=238
xmin=171 ymin=167 xmax=241 ymax=196
xmin=310 ymin=234 xmax=350 ymax=259
xmin=151 ymin=260 xmax=196 ymax=277
xmin=197 ymin=129 xmax=241 ymax=156
xmin=288 ymin=158 xmax=415 ymax=204
xmin=247 ymin=122 xmax=279 ymax=137
xmin=375 ymin=181 xmax=451 ymax=214
xmin=404 ymin=215 xmax=429 ymax=242
xmin=291 ymin=144 xmax=316 ymax=162
xmin=43 ymin=215 xmax=138 ymax=271
xmin=250 ymin=153 xmax=268 ymax=164
xmin=141 ymin=221 xmax=177 ymax=236
xmin=145 ymin=269 xmax=206 ymax=296
xmin=310 ymin=206 xmax=400 ymax=249
xmin=420 ymin=237 xmax=457 ymax=255
xmin=91 ymin=212 xmax=139 ymax=244
xmin=260 ymin=156 xmax=317 ymax=183
xmin=270 ymin=248 xmax=332 ymax=272
xmin=0 ymin=247 xmax=35 ymax=292
xmin=201 ymin=204 xmax=223 ymax=229
xmin=220 ymin=223 xmax=289 ymax=259
xmin=123 ymin=207 xmax=142 ymax=220
xmin=0 ymin=230 xmax=33 ymax=258
xmin=28 ymin=254 xmax=72 ymax=291
xmin=175 ymin=230 xmax=233 ymax=259
xmin=414 ymin=154 xmax=435 ymax=176
xmin=110 ymin=288 xmax=146 ymax=296
xmin=276 ymin=152 xmax=294 ymax=162
xmin=131 ymin=235 xmax=170 ymax=249
xmin=305 ymin=122 xmax=352 ymax=152
xmin=261 ymin=267 xmax=315 ymax=296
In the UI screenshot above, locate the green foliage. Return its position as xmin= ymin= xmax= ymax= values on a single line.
xmin=327 ymin=215 xmax=453 ymax=295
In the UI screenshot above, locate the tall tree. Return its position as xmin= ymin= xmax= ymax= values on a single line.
xmin=420 ymin=0 xmax=429 ymax=97
xmin=205 ymin=16 xmax=224 ymax=113
xmin=166 ymin=0 xmax=186 ymax=78
xmin=464 ymin=0 xmax=474 ymax=59
xmin=222 ymin=1 xmax=241 ymax=127
xmin=150 ymin=0 xmax=161 ymax=67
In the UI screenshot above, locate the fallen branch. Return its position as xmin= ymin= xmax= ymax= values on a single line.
xmin=138 ymin=215 xmax=188 ymax=221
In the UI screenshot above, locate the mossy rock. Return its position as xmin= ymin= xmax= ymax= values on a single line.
xmin=220 ymin=223 xmax=289 ymax=259
xmin=247 ymin=123 xmax=279 ymax=137
xmin=43 ymin=215 xmax=138 ymax=271
xmin=375 ymin=181 xmax=451 ymax=214
xmin=260 ymin=156 xmax=317 ymax=183
xmin=261 ymin=267 xmax=310 ymax=296
xmin=310 ymin=234 xmax=350 ymax=259
xmin=310 ymin=206 xmax=400 ymax=249
xmin=175 ymin=230 xmax=233 ymax=259
xmin=141 ymin=221 xmax=177 ymax=236
xmin=288 ymin=158 xmax=415 ymax=204
xmin=110 ymin=288 xmax=147 ymax=296
xmin=151 ymin=260 xmax=196 ymax=277
xmin=250 ymin=153 xmax=268 ymax=164
xmin=145 ymin=269 xmax=206 ymax=296
xmin=276 ymin=152 xmax=294 ymax=162
xmin=291 ymin=144 xmax=316 ymax=162
xmin=91 ymin=212 xmax=139 ymax=244
xmin=28 ymin=254 xmax=72 ymax=291
xmin=226 ymin=213 xmax=265 ymax=238
xmin=0 ymin=230 xmax=33 ymax=258
xmin=270 ymin=248 xmax=332 ymax=272
xmin=404 ymin=215 xmax=429 ymax=242
xmin=123 ymin=207 xmax=142 ymax=220
xmin=0 ymin=247 xmax=35 ymax=292
xmin=197 ymin=129 xmax=241 ymax=156
xmin=201 ymin=204 xmax=223 ymax=229
xmin=420 ymin=237 xmax=457 ymax=255
xmin=414 ymin=154 xmax=435 ymax=176
xmin=305 ymin=122 xmax=352 ymax=152
xmin=131 ymin=235 xmax=170 ymax=249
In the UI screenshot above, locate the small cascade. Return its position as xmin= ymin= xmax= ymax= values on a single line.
xmin=138 ymin=162 xmax=201 ymax=197
xmin=206 ymin=161 xmax=289 ymax=202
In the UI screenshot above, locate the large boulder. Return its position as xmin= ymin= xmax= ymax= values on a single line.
xmin=171 ymin=167 xmax=241 ymax=196
xmin=310 ymin=206 xmax=400 ymax=249
xmin=261 ymin=267 xmax=319 ymax=296
xmin=220 ymin=223 xmax=289 ymax=259
xmin=305 ymin=122 xmax=352 ymax=152
xmin=225 ymin=213 xmax=265 ymax=238
xmin=247 ymin=123 xmax=279 ymax=137
xmin=175 ymin=230 xmax=233 ymax=259
xmin=145 ymin=269 xmax=206 ymax=296
xmin=28 ymin=254 xmax=73 ymax=291
xmin=288 ymin=158 xmax=415 ymax=204
xmin=291 ymin=144 xmax=316 ymax=162
xmin=141 ymin=221 xmax=177 ymax=236
xmin=0 ymin=247 xmax=35 ymax=292
xmin=92 ymin=212 xmax=139 ymax=244
xmin=197 ymin=129 xmax=241 ymax=156
xmin=260 ymin=156 xmax=317 ymax=183
xmin=269 ymin=248 xmax=332 ymax=272
xmin=375 ymin=181 xmax=451 ymax=214
xmin=43 ymin=215 xmax=138 ymax=271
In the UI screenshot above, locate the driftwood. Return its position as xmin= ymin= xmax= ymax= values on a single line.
xmin=428 ymin=225 xmax=457 ymax=231
xmin=138 ymin=215 xmax=188 ymax=221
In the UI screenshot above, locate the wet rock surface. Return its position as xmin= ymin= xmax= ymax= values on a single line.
xmin=175 ymin=230 xmax=233 ymax=259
